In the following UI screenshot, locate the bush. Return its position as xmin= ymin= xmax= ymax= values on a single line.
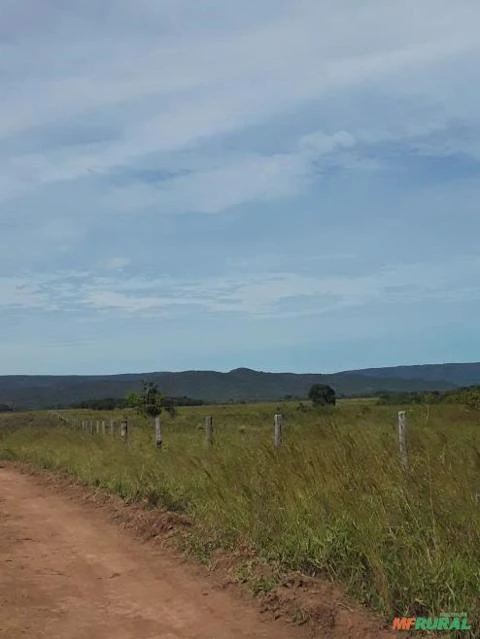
xmin=308 ymin=384 xmax=336 ymax=407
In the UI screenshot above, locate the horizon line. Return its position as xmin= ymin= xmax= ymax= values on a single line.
xmin=0 ymin=359 xmax=479 ymax=378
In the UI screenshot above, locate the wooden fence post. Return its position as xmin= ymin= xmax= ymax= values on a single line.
xmin=155 ymin=416 xmax=162 ymax=449
xmin=120 ymin=418 xmax=128 ymax=442
xmin=274 ymin=413 xmax=283 ymax=449
xmin=96 ymin=421 xmax=100 ymax=435
xmin=110 ymin=419 xmax=115 ymax=436
xmin=89 ymin=421 xmax=94 ymax=435
xmin=205 ymin=416 xmax=213 ymax=447
xmin=101 ymin=421 xmax=106 ymax=435
xmin=398 ymin=410 xmax=409 ymax=469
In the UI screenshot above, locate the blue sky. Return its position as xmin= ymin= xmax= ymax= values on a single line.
xmin=1 ymin=0 xmax=480 ymax=375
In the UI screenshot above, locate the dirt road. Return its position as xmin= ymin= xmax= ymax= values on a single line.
xmin=0 ymin=465 xmax=306 ymax=639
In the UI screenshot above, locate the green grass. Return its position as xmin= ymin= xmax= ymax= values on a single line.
xmin=1 ymin=401 xmax=480 ymax=632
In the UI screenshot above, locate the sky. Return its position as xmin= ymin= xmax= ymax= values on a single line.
xmin=1 ymin=0 xmax=480 ymax=375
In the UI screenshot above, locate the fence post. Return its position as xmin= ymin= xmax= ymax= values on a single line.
xmin=120 ymin=418 xmax=128 ymax=442
xmin=398 ymin=410 xmax=409 ymax=470
xmin=95 ymin=421 xmax=100 ymax=435
xmin=101 ymin=421 xmax=106 ymax=435
xmin=155 ymin=416 xmax=162 ymax=449
xmin=274 ymin=413 xmax=283 ymax=449
xmin=110 ymin=419 xmax=115 ymax=436
xmin=205 ymin=416 xmax=213 ymax=447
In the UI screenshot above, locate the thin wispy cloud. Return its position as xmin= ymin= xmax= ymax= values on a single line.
xmin=1 ymin=256 xmax=478 ymax=319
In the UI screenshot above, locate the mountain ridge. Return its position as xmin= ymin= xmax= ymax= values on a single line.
xmin=1 ymin=362 xmax=479 ymax=409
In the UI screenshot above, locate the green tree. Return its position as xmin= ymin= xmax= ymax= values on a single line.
xmin=308 ymin=383 xmax=336 ymax=407
xmin=127 ymin=381 xmax=177 ymax=418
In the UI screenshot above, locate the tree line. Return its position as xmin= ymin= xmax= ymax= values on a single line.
xmin=4 ymin=382 xmax=338 ymax=413
xmin=47 ymin=383 xmax=337 ymax=411
xmin=377 ymin=385 xmax=480 ymax=409
xmin=51 ymin=394 xmax=206 ymax=411
xmin=11 ymin=382 xmax=480 ymax=413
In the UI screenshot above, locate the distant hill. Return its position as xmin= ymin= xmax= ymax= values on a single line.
xmin=1 ymin=362 xmax=478 ymax=409
xmin=340 ymin=362 xmax=480 ymax=387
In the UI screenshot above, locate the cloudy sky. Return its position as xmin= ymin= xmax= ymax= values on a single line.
xmin=1 ymin=0 xmax=480 ymax=375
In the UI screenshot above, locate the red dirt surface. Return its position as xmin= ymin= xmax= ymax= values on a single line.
xmin=0 ymin=464 xmax=396 ymax=638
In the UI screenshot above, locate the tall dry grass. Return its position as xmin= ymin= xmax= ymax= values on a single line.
xmin=1 ymin=401 xmax=480 ymax=627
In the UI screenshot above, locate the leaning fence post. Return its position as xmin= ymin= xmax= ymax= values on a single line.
xmin=398 ymin=410 xmax=409 ymax=469
xmin=120 ymin=418 xmax=128 ymax=442
xmin=205 ymin=416 xmax=213 ymax=447
xmin=274 ymin=413 xmax=283 ymax=449
xmin=155 ymin=416 xmax=162 ymax=449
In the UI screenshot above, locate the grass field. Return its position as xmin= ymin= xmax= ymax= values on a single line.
xmin=1 ymin=400 xmax=479 ymax=629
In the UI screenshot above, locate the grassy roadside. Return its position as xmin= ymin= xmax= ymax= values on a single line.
xmin=1 ymin=402 xmax=480 ymax=634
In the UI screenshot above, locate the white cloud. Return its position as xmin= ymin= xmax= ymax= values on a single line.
xmin=0 ymin=0 xmax=479 ymax=214
xmin=85 ymin=290 xmax=168 ymax=313
xmin=0 ymin=276 xmax=51 ymax=309
xmin=299 ymin=131 xmax=356 ymax=157
xmin=1 ymin=256 xmax=479 ymax=318
xmin=100 ymin=257 xmax=131 ymax=270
